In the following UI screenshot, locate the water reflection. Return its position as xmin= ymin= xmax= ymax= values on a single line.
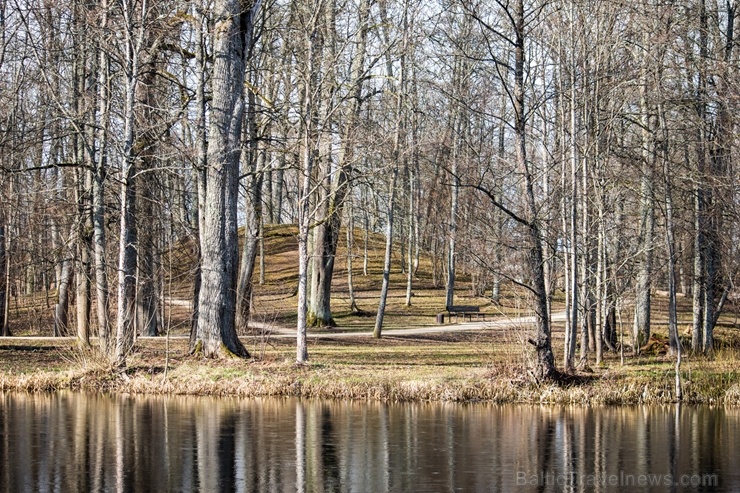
xmin=0 ymin=393 xmax=737 ymax=492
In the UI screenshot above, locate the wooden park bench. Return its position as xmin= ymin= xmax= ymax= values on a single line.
xmin=445 ymin=305 xmax=485 ymax=323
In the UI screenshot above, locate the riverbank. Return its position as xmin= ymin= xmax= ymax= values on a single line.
xmin=2 ymin=332 xmax=739 ymax=405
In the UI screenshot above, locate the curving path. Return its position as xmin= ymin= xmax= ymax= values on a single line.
xmin=243 ymin=310 xmax=568 ymax=339
xmin=0 ymin=300 xmax=566 ymax=341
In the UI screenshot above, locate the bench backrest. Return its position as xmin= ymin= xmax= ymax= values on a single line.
xmin=446 ymin=305 xmax=479 ymax=312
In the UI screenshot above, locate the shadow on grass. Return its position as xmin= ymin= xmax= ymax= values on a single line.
xmin=557 ymin=372 xmax=600 ymax=388
xmin=126 ymin=365 xmax=166 ymax=376
xmin=0 ymin=345 xmax=58 ymax=352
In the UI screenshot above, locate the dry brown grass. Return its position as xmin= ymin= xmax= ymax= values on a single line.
xmin=3 ymin=224 xmax=740 ymax=405
xmin=1 ymin=327 xmax=739 ymax=405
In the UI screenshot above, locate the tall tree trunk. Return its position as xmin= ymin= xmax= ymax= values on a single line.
xmin=692 ymin=0 xmax=709 ymax=353
xmin=566 ymin=21 xmax=578 ymax=369
xmin=74 ymin=146 xmax=92 ymax=347
xmin=236 ymin=12 xmax=263 ymax=334
xmin=0 ymin=221 xmax=6 ymax=336
xmin=491 ymin=92 xmax=507 ymax=305
xmin=72 ymin=21 xmax=92 ymax=346
xmin=633 ymin=44 xmax=655 ymax=351
xmin=236 ymin=132 xmax=263 ymax=333
xmin=308 ymin=0 xmax=369 ymax=326
xmin=113 ymin=0 xmax=142 ymax=366
xmin=701 ymin=0 xmax=735 ymax=354
xmin=93 ymin=0 xmax=111 ymax=355
xmin=136 ymin=172 xmax=159 ymax=338
xmin=307 ymin=0 xmax=336 ymax=328
xmin=346 ymin=199 xmax=359 ymax=313
xmin=592 ymin=41 xmax=607 ymax=365
xmin=446 ymin=135 xmax=458 ymax=310
xmin=373 ymin=0 xmax=407 ymax=339
xmin=1 ymin=226 xmax=8 ymax=338
xmin=692 ymin=186 xmax=705 ymax=353
xmin=661 ymin=105 xmax=680 ymax=355
xmin=194 ymin=0 xmax=258 ymax=358
xmin=296 ymin=136 xmax=314 ymax=363
xmin=514 ymin=0 xmax=556 ymax=381
xmin=404 ymin=164 xmax=414 ymax=307
xmin=189 ymin=4 xmax=208 ymax=351
xmin=362 ymin=192 xmax=369 ymax=276
xmin=595 ymin=203 xmax=607 ymax=362
xmin=54 ymin=230 xmax=74 ymax=337
xmin=296 ymin=2 xmax=321 ymax=362
xmin=373 ymin=165 xmax=399 ymax=338
xmin=580 ymin=139 xmax=595 ymax=362
xmin=133 ymin=31 xmax=162 ymax=340
xmin=444 ymin=39 xmax=471 ymax=311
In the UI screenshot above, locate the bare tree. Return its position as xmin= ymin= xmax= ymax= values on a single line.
xmin=193 ymin=0 xmax=260 ymax=358
xmin=236 ymin=0 xmax=264 ymax=334
xmin=0 ymin=212 xmax=6 ymax=336
xmin=374 ymin=0 xmax=409 ymax=339
xmin=92 ymin=0 xmax=113 ymax=355
xmin=295 ymin=0 xmax=323 ymax=362
xmin=462 ymin=0 xmax=558 ymax=380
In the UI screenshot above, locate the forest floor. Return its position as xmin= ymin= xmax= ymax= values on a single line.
xmin=2 ymin=223 xmax=740 ymax=404
xmin=2 ymin=309 xmax=740 ymax=405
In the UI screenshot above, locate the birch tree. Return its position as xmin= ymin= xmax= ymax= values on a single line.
xmin=295 ymin=0 xmax=322 ymax=362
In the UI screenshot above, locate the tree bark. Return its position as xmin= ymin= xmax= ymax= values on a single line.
xmin=566 ymin=18 xmax=578 ymax=369
xmin=661 ymin=105 xmax=680 ymax=355
xmin=113 ymin=0 xmax=143 ymax=366
xmin=236 ymin=135 xmax=263 ymax=333
xmin=513 ymin=0 xmax=556 ymax=381
xmin=236 ymin=10 xmax=263 ymax=335
xmin=296 ymin=1 xmax=321 ymax=362
xmin=133 ymin=29 xmax=162 ymax=341
xmin=373 ymin=166 xmax=398 ymax=338
xmin=74 ymin=143 xmax=92 ymax=347
xmin=632 ymin=42 xmax=655 ymax=351
xmin=193 ymin=0 xmax=258 ymax=358
xmin=136 ymin=171 xmax=159 ymax=339
xmin=346 ymin=199 xmax=359 ymax=313
xmin=189 ymin=4 xmax=208 ymax=351
xmin=692 ymin=0 xmax=709 ymax=354
xmin=373 ymin=0 xmax=407 ymax=339
xmin=701 ymin=0 xmax=735 ymax=354
xmin=54 ymin=233 xmax=74 ymax=337
xmin=93 ymin=0 xmax=111 ymax=355
xmin=308 ymin=0 xmax=369 ymax=326
xmin=0 ymin=222 xmax=6 ymax=336
xmin=404 ymin=163 xmax=415 ymax=307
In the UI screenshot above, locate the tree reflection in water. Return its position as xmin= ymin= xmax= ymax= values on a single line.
xmin=0 ymin=393 xmax=737 ymax=492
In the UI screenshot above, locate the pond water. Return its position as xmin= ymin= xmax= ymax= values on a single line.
xmin=0 ymin=392 xmax=737 ymax=492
